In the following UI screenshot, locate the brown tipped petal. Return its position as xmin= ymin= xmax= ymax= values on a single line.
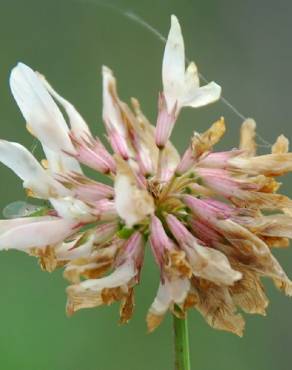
xmin=242 ymin=214 xmax=292 ymax=239
xmin=216 ymin=220 xmax=292 ymax=294
xmin=186 ymin=242 xmax=242 ymax=286
xmin=64 ymin=261 xmax=113 ymax=284
xmin=147 ymin=278 xmax=190 ymax=332
xmin=66 ymin=261 xmax=136 ymax=314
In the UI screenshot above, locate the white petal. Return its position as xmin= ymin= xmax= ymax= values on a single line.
xmin=50 ymin=196 xmax=94 ymax=222
xmin=182 ymin=81 xmax=221 ymax=108
xmin=44 ymin=146 xmax=81 ymax=174
xmin=0 ymin=140 xmax=64 ymax=197
xmin=0 ymin=218 xmax=76 ymax=250
xmin=102 ymin=66 xmax=126 ymax=136
xmin=161 ymin=16 xmax=221 ymax=113
xmin=56 ymin=234 xmax=95 ymax=260
xmin=79 ymin=260 xmax=136 ymax=291
xmin=10 ymin=63 xmax=70 ymax=150
xmin=38 ymin=74 xmax=91 ymax=139
xmin=167 ymin=277 xmax=190 ymax=303
xmin=114 ymin=175 xmax=153 ymax=226
xmin=10 ymin=63 xmax=81 ymax=173
xmin=150 ymin=278 xmax=190 ymax=315
xmin=0 ymin=216 xmax=56 ymax=235
xmin=183 ymin=62 xmax=200 ymax=97
xmin=184 ymin=62 xmax=200 ymax=89
xmin=162 ymin=15 xmax=185 ymax=111
xmin=150 ymin=282 xmax=172 ymax=315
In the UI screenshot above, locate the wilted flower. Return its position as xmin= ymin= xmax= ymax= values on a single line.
xmin=1 ymin=15 xmax=292 ymax=337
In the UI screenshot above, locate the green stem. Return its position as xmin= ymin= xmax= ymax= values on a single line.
xmin=173 ymin=314 xmax=191 ymax=370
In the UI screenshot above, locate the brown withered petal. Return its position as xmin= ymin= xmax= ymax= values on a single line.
xmin=229 ymin=267 xmax=269 ymax=315
xmin=119 ymin=288 xmax=135 ymax=325
xmin=164 ymin=249 xmax=193 ymax=278
xmin=66 ymin=285 xmax=127 ymax=315
xmin=230 ymin=192 xmax=292 ymax=210
xmin=183 ymin=291 xmax=199 ymax=311
xmin=64 ymin=261 xmax=112 ymax=284
xmin=63 ymin=244 xmax=119 ymax=283
xmin=66 ymin=288 xmax=103 ymax=316
xmin=249 ymin=175 xmax=281 ymax=193
xmin=192 ymin=117 xmax=225 ymax=157
xmin=215 ymin=221 xmax=292 ymax=295
xmin=194 ymin=281 xmax=245 ymax=336
xmin=101 ymin=287 xmax=126 ymax=305
xmin=261 ymin=236 xmax=289 ymax=248
xmin=215 ymin=219 xmax=269 ymax=256
xmin=244 ymin=214 xmax=292 ymax=239
xmin=29 ymin=246 xmax=59 ymax=273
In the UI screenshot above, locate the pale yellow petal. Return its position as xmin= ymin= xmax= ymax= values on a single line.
xmin=272 ymin=134 xmax=289 ymax=154
xmin=239 ymin=118 xmax=256 ymax=156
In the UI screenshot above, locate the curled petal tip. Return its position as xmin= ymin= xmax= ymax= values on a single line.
xmin=102 ymin=65 xmax=112 ymax=74
xmin=170 ymin=14 xmax=181 ymax=29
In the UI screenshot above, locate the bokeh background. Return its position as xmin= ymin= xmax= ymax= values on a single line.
xmin=0 ymin=0 xmax=292 ymax=369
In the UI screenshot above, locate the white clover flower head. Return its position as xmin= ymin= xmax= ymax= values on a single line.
xmin=1 ymin=16 xmax=292 ymax=335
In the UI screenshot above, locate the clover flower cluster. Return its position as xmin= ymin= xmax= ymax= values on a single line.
xmin=1 ymin=15 xmax=292 ymax=335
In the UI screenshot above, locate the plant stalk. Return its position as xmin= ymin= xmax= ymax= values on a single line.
xmin=173 ymin=314 xmax=191 ymax=370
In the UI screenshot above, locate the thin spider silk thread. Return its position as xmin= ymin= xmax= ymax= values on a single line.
xmin=28 ymin=1 xmax=273 ymax=153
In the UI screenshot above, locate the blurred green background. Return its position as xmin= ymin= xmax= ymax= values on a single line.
xmin=0 ymin=0 xmax=292 ymax=369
